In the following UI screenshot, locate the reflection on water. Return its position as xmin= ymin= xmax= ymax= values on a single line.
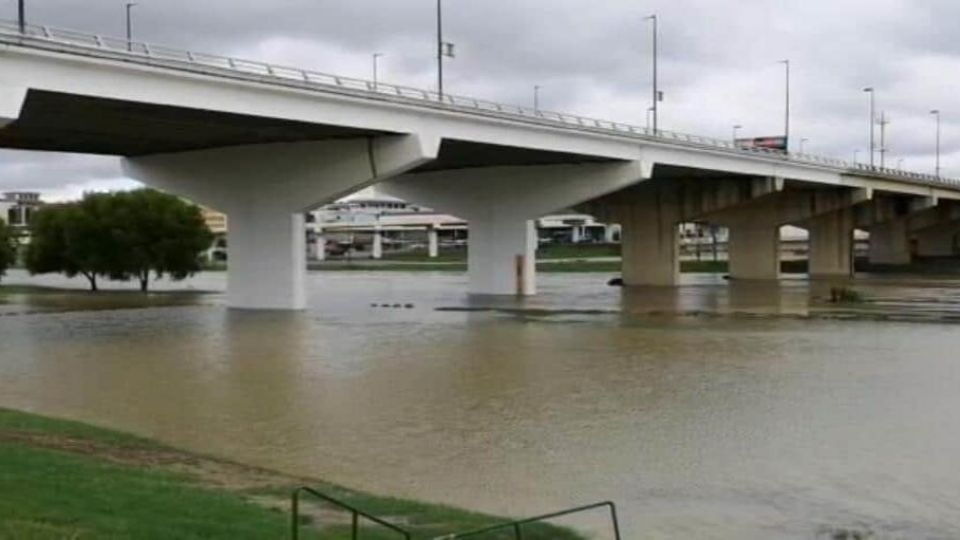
xmin=2 ymin=269 xmax=960 ymax=539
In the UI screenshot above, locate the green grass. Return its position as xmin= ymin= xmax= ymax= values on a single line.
xmin=0 ymin=409 xmax=584 ymax=540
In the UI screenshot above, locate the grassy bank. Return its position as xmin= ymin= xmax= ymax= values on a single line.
xmin=0 ymin=408 xmax=582 ymax=539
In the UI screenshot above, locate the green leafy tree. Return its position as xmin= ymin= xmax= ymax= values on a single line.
xmin=0 ymin=219 xmax=16 ymax=282
xmin=108 ymin=189 xmax=213 ymax=292
xmin=25 ymin=202 xmax=114 ymax=291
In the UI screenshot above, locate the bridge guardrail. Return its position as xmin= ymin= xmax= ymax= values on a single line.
xmin=0 ymin=19 xmax=955 ymax=189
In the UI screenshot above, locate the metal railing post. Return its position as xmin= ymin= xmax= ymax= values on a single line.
xmin=291 ymin=490 xmax=301 ymax=540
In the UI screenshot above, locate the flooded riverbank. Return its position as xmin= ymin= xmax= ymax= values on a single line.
xmin=2 ymin=269 xmax=960 ymax=538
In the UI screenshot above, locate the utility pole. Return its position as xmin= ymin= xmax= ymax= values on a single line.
xmin=125 ymin=3 xmax=137 ymax=51
xmin=878 ymin=111 xmax=889 ymax=168
xmin=732 ymin=124 xmax=742 ymax=143
xmin=18 ymin=0 xmax=25 ymax=33
xmin=863 ymin=87 xmax=876 ymax=167
xmin=534 ymin=85 xmax=541 ymax=112
xmin=779 ymin=60 xmax=790 ymax=151
xmin=931 ymin=109 xmax=942 ymax=177
xmin=646 ymin=14 xmax=659 ymax=134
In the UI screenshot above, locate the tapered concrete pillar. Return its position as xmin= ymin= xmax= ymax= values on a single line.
xmin=372 ymin=227 xmax=384 ymax=259
xmin=428 ymin=227 xmax=439 ymax=258
xmin=617 ymin=190 xmax=680 ymax=286
xmin=379 ymin=161 xmax=650 ymax=297
xmin=915 ymin=222 xmax=960 ymax=257
xmin=728 ymin=222 xmax=780 ymax=280
xmin=807 ymin=210 xmax=854 ymax=277
xmin=469 ymin=218 xmax=537 ymax=295
xmin=869 ymin=219 xmax=911 ymax=265
xmin=228 ymin=210 xmax=306 ymax=309
xmin=123 ymin=134 xmax=440 ymax=310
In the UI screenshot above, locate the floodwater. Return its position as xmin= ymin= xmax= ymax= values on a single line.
xmin=2 ymin=269 xmax=960 ymax=539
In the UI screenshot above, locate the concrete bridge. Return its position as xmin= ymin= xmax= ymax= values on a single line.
xmin=1 ymin=20 xmax=958 ymax=310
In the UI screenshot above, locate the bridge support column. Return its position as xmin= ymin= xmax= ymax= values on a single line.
xmin=469 ymin=218 xmax=537 ymax=295
xmin=869 ymin=219 xmax=911 ymax=265
xmin=123 ymin=135 xmax=440 ymax=310
xmin=727 ymin=221 xmax=780 ymax=280
xmin=617 ymin=190 xmax=680 ymax=286
xmin=807 ymin=210 xmax=855 ymax=278
xmin=428 ymin=226 xmax=440 ymax=258
xmin=372 ymin=227 xmax=384 ymax=260
xmin=379 ymin=161 xmax=650 ymax=296
xmin=915 ymin=222 xmax=960 ymax=257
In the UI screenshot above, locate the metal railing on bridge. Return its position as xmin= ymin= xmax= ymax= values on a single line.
xmin=0 ymin=19 xmax=955 ymax=190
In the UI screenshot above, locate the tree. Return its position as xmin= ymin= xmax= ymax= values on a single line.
xmin=0 ymin=219 xmax=15 ymax=282
xmin=108 ymin=190 xmax=213 ymax=292
xmin=26 ymin=191 xmax=213 ymax=292
xmin=25 ymin=202 xmax=113 ymax=291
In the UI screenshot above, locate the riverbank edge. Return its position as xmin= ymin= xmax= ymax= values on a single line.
xmin=0 ymin=408 xmax=582 ymax=539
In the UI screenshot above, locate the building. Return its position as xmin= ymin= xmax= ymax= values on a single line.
xmin=0 ymin=192 xmax=44 ymax=244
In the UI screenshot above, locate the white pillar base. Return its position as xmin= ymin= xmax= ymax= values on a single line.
xmin=728 ymin=223 xmax=780 ymax=280
xmin=468 ymin=218 xmax=536 ymax=296
xmin=428 ymin=227 xmax=439 ymax=258
xmin=228 ymin=210 xmax=306 ymax=310
xmin=372 ymin=228 xmax=383 ymax=260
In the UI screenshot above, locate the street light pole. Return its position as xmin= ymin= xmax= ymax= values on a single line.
xmin=779 ymin=60 xmax=790 ymax=151
xmin=125 ymin=3 xmax=137 ymax=51
xmin=534 ymin=85 xmax=541 ymax=112
xmin=732 ymin=124 xmax=742 ymax=143
xmin=863 ymin=87 xmax=876 ymax=167
xmin=18 ymin=0 xmax=25 ymax=33
xmin=800 ymin=137 xmax=808 ymax=154
xmin=373 ymin=53 xmax=384 ymax=91
xmin=646 ymin=14 xmax=659 ymax=134
xmin=854 ymin=149 xmax=860 ymax=164
xmin=931 ymin=109 xmax=942 ymax=177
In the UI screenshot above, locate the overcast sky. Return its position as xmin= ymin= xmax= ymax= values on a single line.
xmin=1 ymin=0 xmax=958 ymax=200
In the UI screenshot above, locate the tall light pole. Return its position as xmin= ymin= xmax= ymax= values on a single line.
xmin=863 ymin=87 xmax=876 ymax=167
xmin=800 ymin=137 xmax=808 ymax=154
xmin=779 ymin=60 xmax=790 ymax=151
xmin=436 ymin=0 xmax=455 ymax=100
xmin=854 ymin=149 xmax=860 ymax=164
xmin=372 ymin=53 xmax=384 ymax=90
xmin=646 ymin=14 xmax=659 ymax=134
xmin=534 ymin=85 xmax=541 ymax=112
xmin=125 ymin=3 xmax=137 ymax=51
xmin=732 ymin=124 xmax=742 ymax=143
xmin=931 ymin=109 xmax=942 ymax=177
xmin=18 ymin=0 xmax=25 ymax=33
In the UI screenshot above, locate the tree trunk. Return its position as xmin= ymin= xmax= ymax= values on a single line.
xmin=139 ymin=271 xmax=149 ymax=293
xmin=85 ymin=272 xmax=98 ymax=292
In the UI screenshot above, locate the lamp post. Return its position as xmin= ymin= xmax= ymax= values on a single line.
xmin=853 ymin=149 xmax=860 ymax=165
xmin=779 ymin=59 xmax=790 ymax=151
xmin=372 ymin=53 xmax=384 ymax=91
xmin=732 ymin=124 xmax=742 ymax=143
xmin=931 ymin=109 xmax=942 ymax=177
xmin=800 ymin=137 xmax=808 ymax=154
xmin=125 ymin=3 xmax=137 ymax=51
xmin=863 ymin=87 xmax=876 ymax=167
xmin=534 ymin=85 xmax=541 ymax=112
xmin=17 ymin=0 xmax=25 ymax=33
xmin=645 ymin=14 xmax=659 ymax=134
xmin=897 ymin=158 xmax=905 ymax=170
xmin=436 ymin=0 xmax=455 ymax=100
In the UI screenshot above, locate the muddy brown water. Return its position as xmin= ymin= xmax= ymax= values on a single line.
xmin=1 ymin=269 xmax=960 ymax=539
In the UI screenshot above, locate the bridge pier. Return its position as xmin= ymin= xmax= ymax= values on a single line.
xmin=123 ymin=135 xmax=439 ymax=310
xmin=868 ymin=219 xmax=912 ymax=265
xmin=380 ymin=161 xmax=649 ymax=296
xmin=616 ymin=189 xmax=680 ymax=286
xmin=807 ymin=209 xmax=855 ymax=278
xmin=915 ymin=222 xmax=960 ymax=257
xmin=727 ymin=219 xmax=781 ymax=280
